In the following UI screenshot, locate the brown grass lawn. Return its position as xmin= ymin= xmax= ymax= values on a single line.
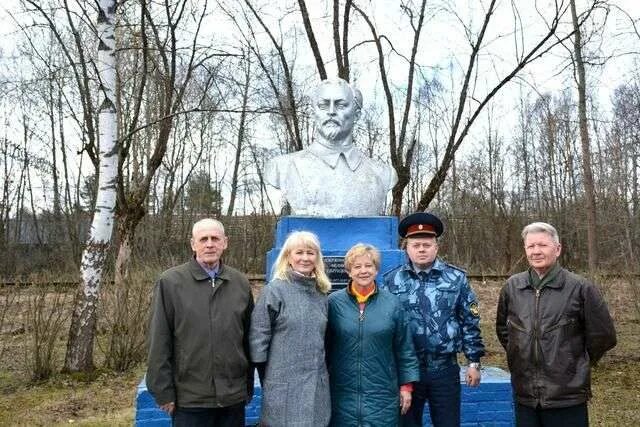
xmin=0 ymin=278 xmax=638 ymax=426
xmin=474 ymin=279 xmax=640 ymax=427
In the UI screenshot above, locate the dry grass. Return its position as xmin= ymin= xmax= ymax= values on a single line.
xmin=0 ymin=285 xmax=143 ymax=426
xmin=472 ymin=278 xmax=640 ymax=426
xmin=0 ymin=368 xmax=142 ymax=426
xmin=0 ymin=277 xmax=637 ymax=426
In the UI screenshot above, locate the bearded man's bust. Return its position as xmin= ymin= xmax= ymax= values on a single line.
xmin=265 ymin=78 xmax=397 ymax=217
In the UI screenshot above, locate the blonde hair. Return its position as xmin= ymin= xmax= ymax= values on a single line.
xmin=272 ymin=231 xmax=332 ymax=294
xmin=344 ymin=243 xmax=380 ymax=272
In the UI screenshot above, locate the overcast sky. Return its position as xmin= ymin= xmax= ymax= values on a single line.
xmin=0 ymin=1 xmax=639 ymax=211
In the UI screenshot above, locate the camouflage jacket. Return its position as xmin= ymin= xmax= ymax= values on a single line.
xmin=382 ymin=258 xmax=485 ymax=371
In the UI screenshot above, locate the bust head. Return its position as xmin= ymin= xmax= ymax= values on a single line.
xmin=312 ymin=78 xmax=362 ymax=143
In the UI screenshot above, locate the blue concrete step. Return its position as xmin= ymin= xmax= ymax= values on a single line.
xmin=135 ymin=367 xmax=514 ymax=426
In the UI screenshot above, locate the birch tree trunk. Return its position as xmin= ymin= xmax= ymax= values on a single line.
xmin=64 ymin=0 xmax=118 ymax=372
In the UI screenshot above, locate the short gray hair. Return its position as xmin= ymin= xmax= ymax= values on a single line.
xmin=192 ymin=218 xmax=225 ymax=237
xmin=521 ymin=222 xmax=559 ymax=244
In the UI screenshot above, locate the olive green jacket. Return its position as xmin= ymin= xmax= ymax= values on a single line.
xmin=146 ymin=258 xmax=254 ymax=408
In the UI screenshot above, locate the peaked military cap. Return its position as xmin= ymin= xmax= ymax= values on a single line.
xmin=398 ymin=212 xmax=444 ymax=238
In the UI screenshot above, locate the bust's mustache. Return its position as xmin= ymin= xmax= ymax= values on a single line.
xmin=320 ymin=121 xmax=342 ymax=140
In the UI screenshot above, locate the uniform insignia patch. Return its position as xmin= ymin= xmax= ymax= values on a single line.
xmin=470 ymin=302 xmax=480 ymax=317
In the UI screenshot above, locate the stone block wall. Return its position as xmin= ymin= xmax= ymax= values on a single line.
xmin=135 ymin=367 xmax=513 ymax=426
xmin=135 ymin=377 xmax=262 ymax=426
xmin=422 ymin=367 xmax=514 ymax=426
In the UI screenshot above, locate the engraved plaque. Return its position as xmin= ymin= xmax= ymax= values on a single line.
xmin=323 ymin=256 xmax=349 ymax=291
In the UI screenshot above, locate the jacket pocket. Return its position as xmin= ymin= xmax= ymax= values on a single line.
xmin=433 ymin=287 xmax=458 ymax=333
xmin=541 ymin=317 xmax=580 ymax=375
xmin=543 ymin=316 xmax=576 ymax=334
xmin=505 ymin=319 xmax=530 ymax=376
xmin=506 ymin=319 xmax=528 ymax=351
xmin=225 ymin=353 xmax=249 ymax=379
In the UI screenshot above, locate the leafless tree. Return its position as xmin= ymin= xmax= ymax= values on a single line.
xmin=227 ymin=56 xmax=252 ymax=215
xmin=350 ymin=0 xmax=427 ymax=215
xmin=570 ymin=0 xmax=602 ymax=272
xmin=415 ymin=0 xmax=602 ymax=212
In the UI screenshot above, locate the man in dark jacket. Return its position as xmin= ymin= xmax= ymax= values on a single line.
xmin=496 ymin=222 xmax=616 ymax=426
xmin=147 ymin=218 xmax=254 ymax=427
xmin=383 ymin=212 xmax=485 ymax=427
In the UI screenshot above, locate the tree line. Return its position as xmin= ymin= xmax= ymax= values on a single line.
xmin=0 ymin=0 xmax=638 ymax=372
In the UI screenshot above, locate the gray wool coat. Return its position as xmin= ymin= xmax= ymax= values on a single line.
xmin=249 ymin=272 xmax=331 ymax=427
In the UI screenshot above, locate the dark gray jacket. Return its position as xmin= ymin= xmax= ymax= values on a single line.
xmin=249 ymin=273 xmax=331 ymax=427
xmin=496 ymin=268 xmax=616 ymax=409
xmin=146 ymin=259 xmax=254 ymax=408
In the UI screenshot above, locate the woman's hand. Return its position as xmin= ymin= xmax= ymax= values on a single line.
xmin=399 ymin=390 xmax=412 ymax=414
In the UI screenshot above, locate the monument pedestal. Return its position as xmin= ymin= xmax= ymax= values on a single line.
xmin=266 ymin=216 xmax=405 ymax=289
xmin=134 ymin=368 xmax=514 ymax=426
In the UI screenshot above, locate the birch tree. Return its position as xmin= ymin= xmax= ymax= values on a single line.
xmin=64 ymin=0 xmax=118 ymax=372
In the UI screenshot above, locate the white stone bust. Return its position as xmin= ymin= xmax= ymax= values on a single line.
xmin=265 ymin=78 xmax=397 ymax=217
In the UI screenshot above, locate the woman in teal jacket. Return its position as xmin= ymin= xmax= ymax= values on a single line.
xmin=327 ymin=243 xmax=420 ymax=427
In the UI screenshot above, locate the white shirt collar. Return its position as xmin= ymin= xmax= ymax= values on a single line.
xmin=306 ymin=140 xmax=365 ymax=171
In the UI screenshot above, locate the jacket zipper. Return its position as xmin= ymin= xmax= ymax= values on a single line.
xmin=534 ymin=288 xmax=541 ymax=405
xmin=209 ymin=277 xmax=218 ymax=404
xmin=357 ymin=300 xmax=364 ymax=426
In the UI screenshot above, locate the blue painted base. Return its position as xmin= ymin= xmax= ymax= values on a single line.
xmin=272 ymin=216 xmax=400 ymax=251
xmin=423 ymin=367 xmax=514 ymax=427
xmin=266 ymin=216 xmax=406 ymax=287
xmin=134 ymin=367 xmax=514 ymax=426
xmin=134 ymin=374 xmax=262 ymax=426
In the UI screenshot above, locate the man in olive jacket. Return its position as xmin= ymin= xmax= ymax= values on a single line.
xmin=496 ymin=222 xmax=616 ymax=426
xmin=147 ymin=218 xmax=254 ymax=427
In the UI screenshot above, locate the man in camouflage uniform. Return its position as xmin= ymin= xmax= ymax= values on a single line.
xmin=382 ymin=212 xmax=485 ymax=427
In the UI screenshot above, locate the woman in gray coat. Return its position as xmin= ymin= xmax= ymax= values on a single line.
xmin=249 ymin=231 xmax=332 ymax=427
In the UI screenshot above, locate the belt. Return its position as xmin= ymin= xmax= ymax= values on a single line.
xmin=419 ymin=353 xmax=458 ymax=372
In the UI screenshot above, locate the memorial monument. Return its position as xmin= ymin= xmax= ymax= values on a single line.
xmin=265 ymin=77 xmax=403 ymax=287
xmin=266 ymin=78 xmax=397 ymax=217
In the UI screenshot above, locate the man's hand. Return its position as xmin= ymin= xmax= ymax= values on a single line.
xmin=399 ymin=390 xmax=412 ymax=415
xmin=159 ymin=402 xmax=175 ymax=415
xmin=466 ymin=366 xmax=481 ymax=387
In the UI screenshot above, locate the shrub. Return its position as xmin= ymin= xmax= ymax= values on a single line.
xmin=23 ymin=282 xmax=72 ymax=381
xmin=98 ymin=266 xmax=157 ymax=372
